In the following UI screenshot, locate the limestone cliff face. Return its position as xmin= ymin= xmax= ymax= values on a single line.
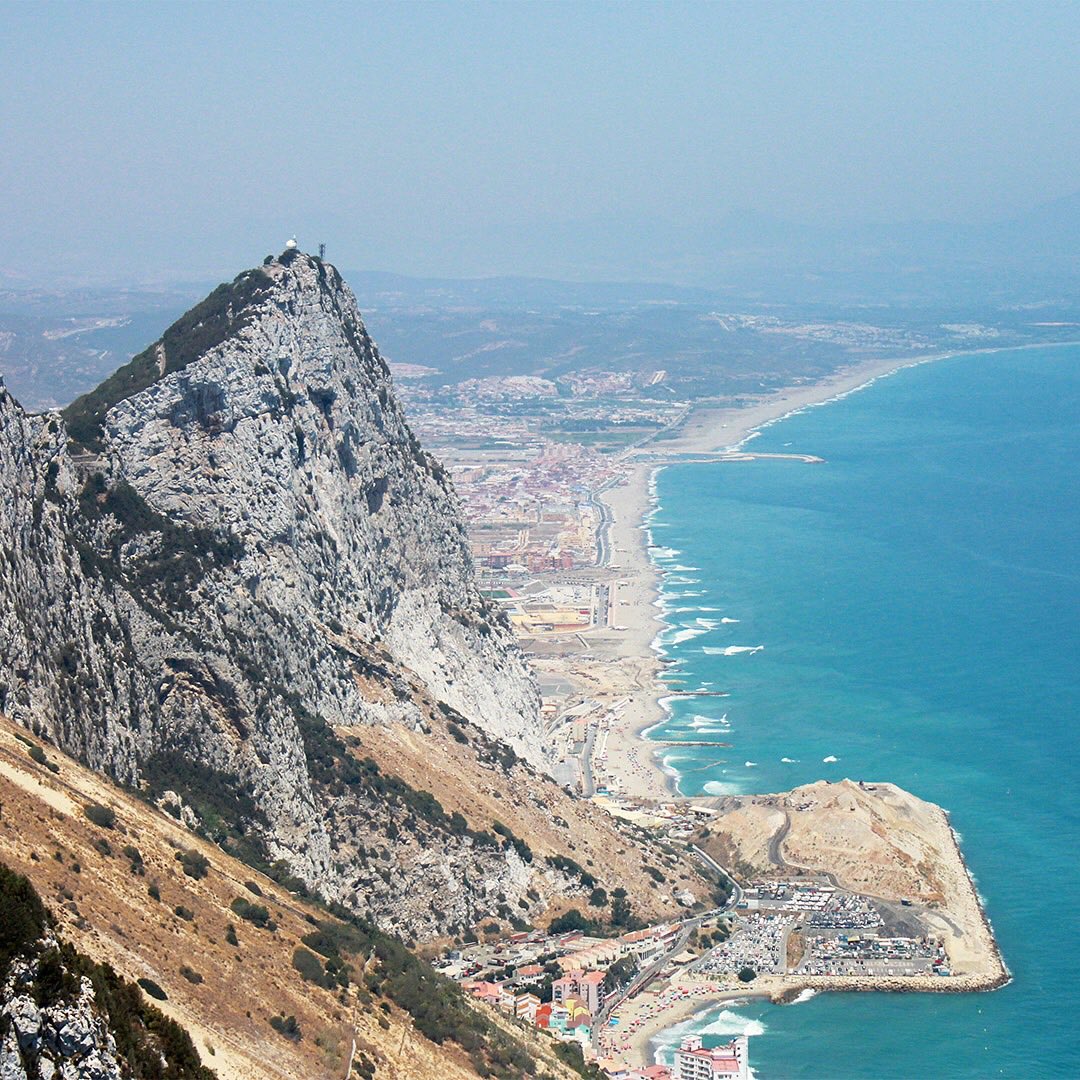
xmin=0 ymin=252 xmax=546 ymax=938
xmin=103 ymin=253 xmax=541 ymax=763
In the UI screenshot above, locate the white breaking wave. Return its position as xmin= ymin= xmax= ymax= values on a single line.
xmin=744 ymin=761 xmax=757 ymax=767
xmin=702 ymin=779 xmax=741 ymax=796
xmin=669 ymin=626 xmax=708 ymax=645
xmin=670 ymin=564 xmax=701 ymax=572
xmin=652 ymin=546 xmax=681 ymax=559
xmin=721 ymin=617 xmax=741 ymax=624
xmin=700 ymin=1011 xmax=767 ymax=1039
xmin=702 ymin=645 xmax=764 ymax=656
xmin=781 ymin=756 xmax=799 ymax=763
xmin=652 ymin=1006 xmax=767 ymax=1067
xmin=823 ymin=754 xmax=839 ymax=763
xmin=789 ymin=988 xmax=818 ymax=1005
xmin=690 ymin=713 xmax=728 ymax=729
xmin=695 ymin=617 xmax=720 ymax=629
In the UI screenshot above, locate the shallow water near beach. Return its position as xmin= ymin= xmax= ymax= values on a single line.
xmin=646 ymin=345 xmax=1080 ymax=1077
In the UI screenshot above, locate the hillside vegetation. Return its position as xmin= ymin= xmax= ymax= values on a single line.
xmin=0 ymin=716 xmax=588 ymax=1080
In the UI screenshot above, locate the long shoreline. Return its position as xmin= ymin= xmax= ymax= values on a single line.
xmin=591 ymin=344 xmax=1028 ymax=1070
xmin=596 ymin=351 xmax=950 ymax=800
xmin=595 ymin=339 xmax=1080 ymax=801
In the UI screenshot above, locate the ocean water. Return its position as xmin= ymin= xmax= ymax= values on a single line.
xmin=645 ymin=346 xmax=1080 ymax=1078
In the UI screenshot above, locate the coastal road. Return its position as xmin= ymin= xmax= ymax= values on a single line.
xmin=591 ymin=905 xmax=732 ymax=1052
xmin=587 ymin=479 xmax=617 ymax=567
xmin=767 ymin=812 xmax=792 ymax=870
xmin=691 ymin=844 xmax=744 ymax=909
xmin=581 ymin=721 xmax=599 ymax=797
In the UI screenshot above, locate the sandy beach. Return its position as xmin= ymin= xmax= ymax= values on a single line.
xmin=588 ymin=464 xmax=671 ymax=799
xmin=573 ymin=344 xmax=1080 ymax=803
xmin=593 ymin=352 xmax=950 ymax=801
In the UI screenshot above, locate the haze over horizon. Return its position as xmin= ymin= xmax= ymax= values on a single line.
xmin=3 ymin=0 xmax=1080 ymax=288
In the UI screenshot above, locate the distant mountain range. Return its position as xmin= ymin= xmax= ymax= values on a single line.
xmin=429 ymin=188 xmax=1080 ymax=306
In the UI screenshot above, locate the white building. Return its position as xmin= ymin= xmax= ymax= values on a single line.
xmin=674 ymin=1035 xmax=749 ymax=1080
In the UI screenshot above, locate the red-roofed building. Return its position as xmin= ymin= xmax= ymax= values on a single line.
xmin=578 ymin=969 xmax=607 ymax=1013
xmin=552 ymin=974 xmax=578 ymax=1005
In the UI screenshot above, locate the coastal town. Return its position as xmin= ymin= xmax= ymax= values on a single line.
xmin=405 ymin=355 xmax=1007 ymax=1076
xmin=442 ymin=860 xmax=968 ymax=1075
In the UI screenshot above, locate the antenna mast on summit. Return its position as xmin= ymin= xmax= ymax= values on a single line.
xmin=319 ymin=243 xmax=326 ymax=260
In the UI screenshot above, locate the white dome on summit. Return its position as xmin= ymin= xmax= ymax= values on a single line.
xmin=285 ymin=236 xmax=298 ymax=250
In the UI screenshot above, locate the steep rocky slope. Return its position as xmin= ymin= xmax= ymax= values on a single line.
xmin=0 ymin=250 xmax=704 ymax=943
xmin=0 ymin=717 xmax=587 ymax=1080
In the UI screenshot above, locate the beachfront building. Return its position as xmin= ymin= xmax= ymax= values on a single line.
xmin=674 ymin=1035 xmax=749 ymax=1080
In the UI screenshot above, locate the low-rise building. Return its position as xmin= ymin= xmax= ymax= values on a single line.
xmin=514 ymin=992 xmax=541 ymax=1022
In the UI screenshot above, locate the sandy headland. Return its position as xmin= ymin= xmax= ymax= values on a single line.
xmin=599 ymin=779 xmax=1008 ymax=1071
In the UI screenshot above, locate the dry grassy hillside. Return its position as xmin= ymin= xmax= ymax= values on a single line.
xmin=0 ymin=716 xmax=587 ymax=1080
xmin=348 ymin=712 xmax=710 ymax=934
xmin=699 ymin=779 xmax=951 ymax=900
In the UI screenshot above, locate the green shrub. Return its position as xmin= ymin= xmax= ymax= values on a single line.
xmin=269 ymin=1014 xmax=301 ymax=1042
xmin=137 ymin=977 xmax=167 ymax=1001
xmin=291 ymin=947 xmax=337 ymax=988
xmin=27 ymin=744 xmax=59 ymax=773
xmin=0 ymin=865 xmax=47 ymax=981
xmin=547 ymin=908 xmax=601 ymax=936
xmin=230 ymin=897 xmax=274 ymax=930
xmin=176 ymin=849 xmax=210 ymax=880
xmin=84 ymin=803 xmax=116 ymax=829
xmin=545 ymin=854 xmax=595 ymax=888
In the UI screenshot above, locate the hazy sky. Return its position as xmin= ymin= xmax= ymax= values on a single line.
xmin=3 ymin=0 xmax=1079 ymax=284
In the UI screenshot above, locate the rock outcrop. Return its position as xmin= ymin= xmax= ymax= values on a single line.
xmin=2 ymin=945 xmax=126 ymax=1080
xmin=0 ymin=251 xmax=552 ymax=937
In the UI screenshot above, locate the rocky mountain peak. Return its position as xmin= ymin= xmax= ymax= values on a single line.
xmin=0 ymin=253 xmax=552 ymax=936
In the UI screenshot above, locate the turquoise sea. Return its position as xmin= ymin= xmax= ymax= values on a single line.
xmin=644 ymin=345 xmax=1080 ymax=1078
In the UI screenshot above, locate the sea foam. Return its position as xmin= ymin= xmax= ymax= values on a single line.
xmin=652 ymin=1006 xmax=767 ymax=1067
xmin=702 ymin=645 xmax=765 ymax=656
